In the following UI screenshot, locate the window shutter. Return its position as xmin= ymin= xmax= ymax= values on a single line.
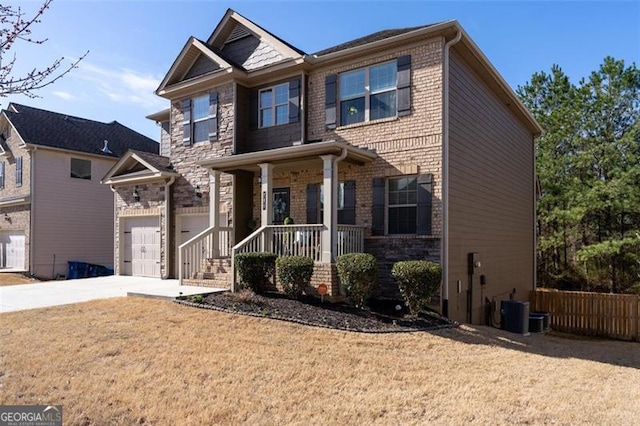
xmin=339 ymin=180 xmax=356 ymax=225
xmin=249 ymin=89 xmax=259 ymax=129
xmin=325 ymin=74 xmax=337 ymax=129
xmin=371 ymin=177 xmax=385 ymax=236
xmin=209 ymin=92 xmax=218 ymax=142
xmin=416 ymin=173 xmax=433 ymax=235
xmin=289 ymin=78 xmax=300 ymax=123
xmin=182 ymin=99 xmax=192 ymax=146
xmin=397 ymin=55 xmax=412 ymax=116
xmin=306 ymin=183 xmax=320 ymax=224
xmin=0 ymin=161 xmax=4 ymax=189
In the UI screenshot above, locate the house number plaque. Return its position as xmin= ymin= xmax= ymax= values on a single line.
xmin=262 ymin=191 xmax=266 ymax=211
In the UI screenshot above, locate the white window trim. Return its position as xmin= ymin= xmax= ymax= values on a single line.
xmin=192 ymin=94 xmax=210 ymax=144
xmin=339 ymin=60 xmax=397 ymax=125
xmin=259 ymin=83 xmax=289 ymax=128
xmin=386 ymin=175 xmax=418 ymax=235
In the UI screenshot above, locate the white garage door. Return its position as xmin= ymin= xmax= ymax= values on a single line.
xmin=0 ymin=231 xmax=26 ymax=270
xmin=123 ymin=217 xmax=160 ymax=278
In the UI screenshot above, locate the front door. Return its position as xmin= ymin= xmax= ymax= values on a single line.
xmin=272 ymin=188 xmax=290 ymax=224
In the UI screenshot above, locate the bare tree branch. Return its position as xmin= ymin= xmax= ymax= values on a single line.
xmin=0 ymin=0 xmax=88 ymax=98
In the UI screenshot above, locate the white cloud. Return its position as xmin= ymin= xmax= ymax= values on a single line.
xmin=52 ymin=91 xmax=75 ymax=100
xmin=72 ymin=62 xmax=165 ymax=109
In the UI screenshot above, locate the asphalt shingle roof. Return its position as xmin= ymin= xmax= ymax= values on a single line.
xmin=4 ymin=104 xmax=159 ymax=158
xmin=129 ymin=149 xmax=174 ymax=173
xmin=313 ymin=25 xmax=435 ymax=56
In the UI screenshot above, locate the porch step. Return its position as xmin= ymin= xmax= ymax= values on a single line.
xmin=183 ymin=257 xmax=232 ymax=289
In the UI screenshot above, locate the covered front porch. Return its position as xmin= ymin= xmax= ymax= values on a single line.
xmin=178 ymin=141 xmax=377 ymax=293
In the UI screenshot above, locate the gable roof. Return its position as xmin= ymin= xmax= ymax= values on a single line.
xmin=313 ymin=25 xmax=435 ymax=56
xmin=207 ymin=8 xmax=305 ymax=56
xmin=2 ymin=104 xmax=158 ymax=158
xmin=101 ymin=149 xmax=178 ymax=185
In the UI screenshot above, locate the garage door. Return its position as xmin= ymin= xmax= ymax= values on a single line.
xmin=123 ymin=217 xmax=160 ymax=277
xmin=0 ymin=231 xmax=26 ymax=270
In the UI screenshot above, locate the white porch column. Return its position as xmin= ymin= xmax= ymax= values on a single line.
xmin=258 ymin=163 xmax=274 ymax=226
xmin=209 ymin=170 xmax=221 ymax=257
xmin=320 ymin=155 xmax=338 ymax=263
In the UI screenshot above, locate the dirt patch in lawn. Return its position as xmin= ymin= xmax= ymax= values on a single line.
xmin=1 ymin=298 xmax=639 ymax=425
xmin=0 ymin=272 xmax=39 ymax=286
xmin=177 ymin=290 xmax=455 ymax=332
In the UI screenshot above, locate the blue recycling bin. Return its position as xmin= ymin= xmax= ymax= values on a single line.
xmin=68 ymin=261 xmax=89 ymax=279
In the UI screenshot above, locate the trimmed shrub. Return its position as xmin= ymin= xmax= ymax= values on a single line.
xmin=276 ymin=256 xmax=314 ymax=299
xmin=391 ymin=260 xmax=442 ymax=315
xmin=234 ymin=252 xmax=278 ymax=293
xmin=336 ymin=253 xmax=378 ymax=308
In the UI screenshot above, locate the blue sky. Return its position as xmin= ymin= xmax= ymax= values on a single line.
xmin=3 ymin=1 xmax=639 ymax=141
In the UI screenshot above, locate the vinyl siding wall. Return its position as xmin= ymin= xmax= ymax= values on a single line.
xmin=447 ymin=49 xmax=535 ymax=324
xmin=32 ymin=149 xmax=116 ymax=278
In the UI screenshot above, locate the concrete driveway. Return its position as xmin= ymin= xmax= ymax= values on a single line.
xmin=0 ymin=276 xmax=223 ymax=313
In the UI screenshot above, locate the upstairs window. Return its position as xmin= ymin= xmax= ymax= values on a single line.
xmin=182 ymin=92 xmax=218 ymax=146
xmin=0 ymin=161 xmax=4 ymax=189
xmin=325 ymin=55 xmax=411 ymax=130
xmin=192 ymin=95 xmax=211 ymax=143
xmin=259 ymin=83 xmax=289 ymax=128
xmin=339 ymin=61 xmax=397 ymax=126
xmin=70 ymin=158 xmax=91 ymax=180
xmin=15 ymin=156 xmax=22 ymax=187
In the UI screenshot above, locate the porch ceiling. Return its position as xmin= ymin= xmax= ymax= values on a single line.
xmin=197 ymin=140 xmax=377 ymax=172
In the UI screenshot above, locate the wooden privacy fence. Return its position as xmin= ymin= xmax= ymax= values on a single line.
xmin=530 ymin=289 xmax=640 ymax=341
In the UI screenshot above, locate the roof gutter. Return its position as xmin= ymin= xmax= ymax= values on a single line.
xmin=441 ymin=28 xmax=462 ymax=319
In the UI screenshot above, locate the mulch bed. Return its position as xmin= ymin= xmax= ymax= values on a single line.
xmin=175 ymin=291 xmax=458 ymax=333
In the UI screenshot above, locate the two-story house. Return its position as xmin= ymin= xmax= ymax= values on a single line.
xmin=0 ymin=103 xmax=159 ymax=279
xmin=103 ymin=9 xmax=541 ymax=324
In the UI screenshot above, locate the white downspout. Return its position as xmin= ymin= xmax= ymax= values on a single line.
xmin=162 ymin=177 xmax=176 ymax=279
xmin=441 ymin=29 xmax=462 ymax=318
xmin=109 ymin=185 xmax=117 ymax=275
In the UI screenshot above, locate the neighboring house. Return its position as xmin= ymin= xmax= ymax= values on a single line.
xmin=0 ymin=103 xmax=159 ymax=279
xmin=103 ymin=9 xmax=542 ymax=324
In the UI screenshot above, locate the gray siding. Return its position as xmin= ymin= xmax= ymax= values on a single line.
xmin=235 ymin=78 xmax=302 ymax=154
xmin=184 ymin=54 xmax=220 ymax=80
xmin=447 ymin=49 xmax=535 ymax=324
xmin=160 ymin=121 xmax=171 ymax=157
xmin=32 ymin=149 xmax=116 ymax=278
xmin=222 ymin=36 xmax=284 ymax=70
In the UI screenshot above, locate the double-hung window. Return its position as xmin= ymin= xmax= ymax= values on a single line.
xmin=182 ymin=92 xmax=218 ymax=145
xmin=192 ymin=95 xmax=210 ymax=143
xmin=339 ymin=61 xmax=397 ymax=126
xmin=371 ymin=174 xmax=432 ymax=236
xmin=259 ymin=83 xmax=289 ymax=128
xmin=15 ymin=156 xmax=22 ymax=187
xmin=387 ymin=176 xmax=418 ymax=234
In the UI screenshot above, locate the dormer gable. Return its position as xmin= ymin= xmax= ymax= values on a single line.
xmin=207 ymin=9 xmax=305 ymax=69
xmin=156 ymin=37 xmax=234 ymax=95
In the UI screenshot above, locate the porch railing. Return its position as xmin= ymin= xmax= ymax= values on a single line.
xmin=234 ymin=224 xmax=325 ymax=262
xmin=230 ymin=224 xmax=366 ymax=291
xmin=337 ymin=224 xmax=365 ymax=256
xmin=178 ymin=226 xmax=233 ymax=284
